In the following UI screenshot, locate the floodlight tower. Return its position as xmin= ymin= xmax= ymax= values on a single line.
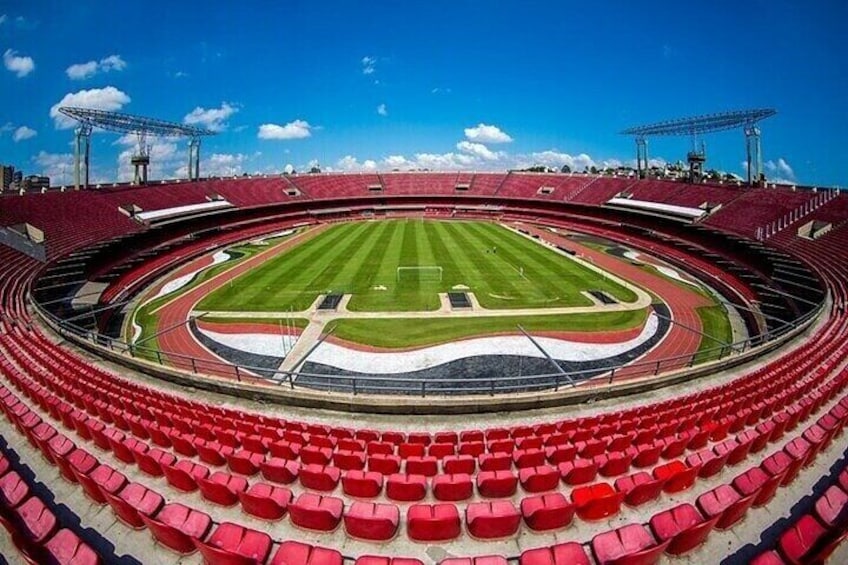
xmin=57 ymin=107 xmax=215 ymax=190
xmin=622 ymin=109 xmax=777 ymax=185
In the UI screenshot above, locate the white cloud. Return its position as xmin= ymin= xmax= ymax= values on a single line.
xmin=464 ymin=123 xmax=513 ymax=144
xmin=3 ymin=48 xmax=34 ymax=77
xmin=377 ymin=103 xmax=388 ymax=116
xmin=528 ymin=150 xmax=596 ymax=171
xmin=258 ymin=120 xmax=312 ymax=140
xmin=765 ymin=158 xmax=795 ymax=180
xmin=49 ymin=86 xmax=131 ymax=129
xmin=183 ymin=102 xmax=237 ymax=132
xmin=12 ymin=126 xmax=36 ymax=142
xmin=431 ymin=87 xmax=452 ymax=94
xmin=66 ymin=54 xmax=127 ymax=80
xmin=456 ymin=141 xmax=500 ymax=161
xmin=32 ymin=151 xmax=74 ymax=184
xmin=0 ymin=15 xmax=7 ymax=25
xmin=0 ymin=122 xmax=14 ymax=135
xmin=336 ymin=155 xmax=378 ymax=171
xmin=361 ymin=56 xmax=376 ymax=75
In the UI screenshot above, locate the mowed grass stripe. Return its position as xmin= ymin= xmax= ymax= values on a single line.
xmin=347 ymin=220 xmax=409 ymax=311
xmin=200 ymin=222 xmax=362 ymax=310
xmin=474 ymin=222 xmax=602 ymax=305
xmin=309 ymin=220 xmax=391 ymax=293
xmin=460 ymin=222 xmax=572 ymax=307
xmin=351 ymin=220 xmax=400 ymax=289
xmin=424 ymin=221 xmax=469 ymax=289
xmin=253 ymin=222 xmax=370 ymax=308
xmin=438 ymin=221 xmax=523 ymax=299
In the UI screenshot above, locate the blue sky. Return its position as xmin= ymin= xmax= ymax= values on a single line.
xmin=1 ymin=0 xmax=846 ymax=186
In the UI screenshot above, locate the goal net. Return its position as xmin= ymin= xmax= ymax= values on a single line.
xmin=396 ymin=266 xmax=443 ymax=283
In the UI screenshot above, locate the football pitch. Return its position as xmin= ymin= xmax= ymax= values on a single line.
xmin=197 ymin=219 xmax=638 ymax=313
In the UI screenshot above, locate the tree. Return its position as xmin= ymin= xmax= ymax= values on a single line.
xmin=590 ymin=166 xmax=599 ymax=175
xmin=561 ymin=164 xmax=571 ymax=174
xmin=310 ymin=166 xmax=321 ymax=174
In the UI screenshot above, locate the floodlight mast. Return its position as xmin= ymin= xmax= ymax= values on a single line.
xmin=621 ymin=108 xmax=777 ymax=186
xmin=57 ymin=107 xmax=216 ymax=190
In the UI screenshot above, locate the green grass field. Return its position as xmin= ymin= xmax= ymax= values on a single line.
xmin=197 ymin=219 xmax=637 ymax=313
xmin=328 ymin=309 xmax=649 ymax=349
xmin=693 ymin=304 xmax=735 ymax=363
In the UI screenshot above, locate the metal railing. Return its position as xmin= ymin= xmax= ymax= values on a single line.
xmin=31 ymin=295 xmax=825 ymax=398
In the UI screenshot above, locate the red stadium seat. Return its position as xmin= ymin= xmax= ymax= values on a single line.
xmin=443 ymin=454 xmax=476 ymax=474
xmin=653 ymin=461 xmax=698 ymax=493
xmin=558 ymin=459 xmax=598 ymax=485
xmin=139 ymin=502 xmax=212 ymax=554
xmin=268 ymin=541 xmax=343 ymax=565
xmin=518 ymin=465 xmax=560 ymax=493
xmin=0 ymin=471 xmax=30 ymax=508
xmin=476 ymin=469 xmax=518 ymax=498
xmin=778 ymin=514 xmax=827 ymax=565
xmin=407 ymin=503 xmax=462 ymax=541
xmin=72 ymin=464 xmax=127 ymax=505
xmin=520 ymin=493 xmax=575 ymax=531
xmin=103 ymin=482 xmax=164 ymax=529
xmin=519 ymin=542 xmax=591 ymax=565
xmin=342 ymin=469 xmax=384 ymax=498
xmin=615 ymin=471 xmax=666 ymax=507
xmin=42 ymin=528 xmax=101 ymax=565
xmin=355 ymin=557 xmax=424 ymax=565
xmin=433 ymin=473 xmax=473 ymax=501
xmin=592 ymin=523 xmax=670 ymax=565
xmin=697 ymin=484 xmax=756 ymax=530
xmin=260 ymin=458 xmax=299 ymax=484
xmin=226 ymin=449 xmax=264 ymax=476
xmin=163 ymin=459 xmax=210 ymax=492
xmin=194 ymin=522 xmax=272 ymax=565
xmin=289 ymin=493 xmax=344 ymax=531
xmin=343 ymin=501 xmax=400 ymax=541
xmin=197 ymin=472 xmax=248 ymax=507
xmin=386 ymin=473 xmax=427 ymax=501
xmin=238 ymin=482 xmax=292 ymax=520
xmin=649 ymin=502 xmax=720 ymax=555
xmin=15 ymin=496 xmax=58 ymax=544
xmin=441 ymin=558 xmax=507 ymax=565
xmin=299 ymin=463 xmax=341 ymax=491
xmin=406 ymin=455 xmax=439 ymax=476
xmin=466 ymin=501 xmax=521 ymax=539
xmin=572 ymin=482 xmax=625 ymax=520
xmin=814 ymin=484 xmax=848 ymax=527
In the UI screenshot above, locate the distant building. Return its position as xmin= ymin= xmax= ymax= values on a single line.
xmin=23 ymin=175 xmax=50 ymax=192
xmin=0 ymin=165 xmax=14 ymax=192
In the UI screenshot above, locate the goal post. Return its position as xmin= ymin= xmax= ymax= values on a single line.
xmin=396 ymin=266 xmax=443 ymax=283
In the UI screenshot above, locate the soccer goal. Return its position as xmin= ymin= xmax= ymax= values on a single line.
xmin=397 ymin=266 xmax=443 ymax=283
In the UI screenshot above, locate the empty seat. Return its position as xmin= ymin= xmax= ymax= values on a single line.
xmin=778 ymin=514 xmax=827 ymax=565
xmin=520 ymin=493 xmax=575 ymax=531
xmin=433 ymin=473 xmax=473 ymax=501
xmin=342 ymin=469 xmax=384 ymax=498
xmin=56 ymin=448 xmax=97 ymax=483
xmin=289 ymin=493 xmax=344 ymax=531
xmin=0 ymin=470 xmax=30 ymax=508
xmin=649 ymin=502 xmax=719 ymax=555
xmin=134 ymin=447 xmax=177 ymax=477
xmin=194 ymin=522 xmax=272 ymax=565
xmin=477 ymin=470 xmax=518 ymax=498
xmin=238 ymin=482 xmax=292 ymax=520
xmin=441 ymin=558 xmax=508 ymax=565
xmin=343 ymin=501 xmax=400 ymax=541
xmin=558 ymin=459 xmax=598 ymax=485
xmin=103 ymin=482 xmax=164 ymax=528
xmin=42 ymin=528 xmax=101 ymax=565
xmin=299 ymin=464 xmax=341 ymax=491
xmin=733 ymin=466 xmax=784 ymax=507
xmin=407 ymin=503 xmax=462 ymax=541
xmin=592 ymin=523 xmax=670 ymax=565
xmin=406 ymin=455 xmax=438 ymax=477
xmin=653 ymin=461 xmax=698 ymax=493
xmin=386 ymin=473 xmax=427 ymax=501
xmin=268 ymin=540 xmax=343 ymax=565
xmin=226 ymin=449 xmax=265 ymax=476
xmin=197 ymin=471 xmax=248 ymax=506
xmin=466 ymin=501 xmax=521 ymax=539
xmin=572 ymin=483 xmax=625 ymax=521
xmin=518 ymin=465 xmax=560 ymax=493
xmin=814 ymin=484 xmax=848 ymax=527
xmin=139 ymin=502 xmax=212 ymax=554
xmin=368 ymin=453 xmax=402 ymax=475
xmin=15 ymin=496 xmax=58 ymax=544
xmin=697 ymin=484 xmax=756 ymax=530
xmin=519 ymin=542 xmax=591 ymax=565
xmin=443 ymin=454 xmax=476 ymax=474
xmin=260 ymin=458 xmax=299 ymax=484
xmin=615 ymin=471 xmax=665 ymax=507
xmin=686 ymin=449 xmax=729 ymax=478
xmin=72 ymin=464 xmax=126 ymax=505
xmin=162 ymin=459 xmax=210 ymax=492
xmin=478 ymin=452 xmax=512 ymax=471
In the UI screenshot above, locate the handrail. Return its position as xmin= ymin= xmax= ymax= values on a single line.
xmin=30 ymin=292 xmax=825 ymax=398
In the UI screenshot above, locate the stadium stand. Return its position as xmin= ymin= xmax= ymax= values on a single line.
xmin=0 ymin=174 xmax=846 ymax=563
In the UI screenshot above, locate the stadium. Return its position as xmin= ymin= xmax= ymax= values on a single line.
xmin=2 ymin=4 xmax=848 ymax=565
